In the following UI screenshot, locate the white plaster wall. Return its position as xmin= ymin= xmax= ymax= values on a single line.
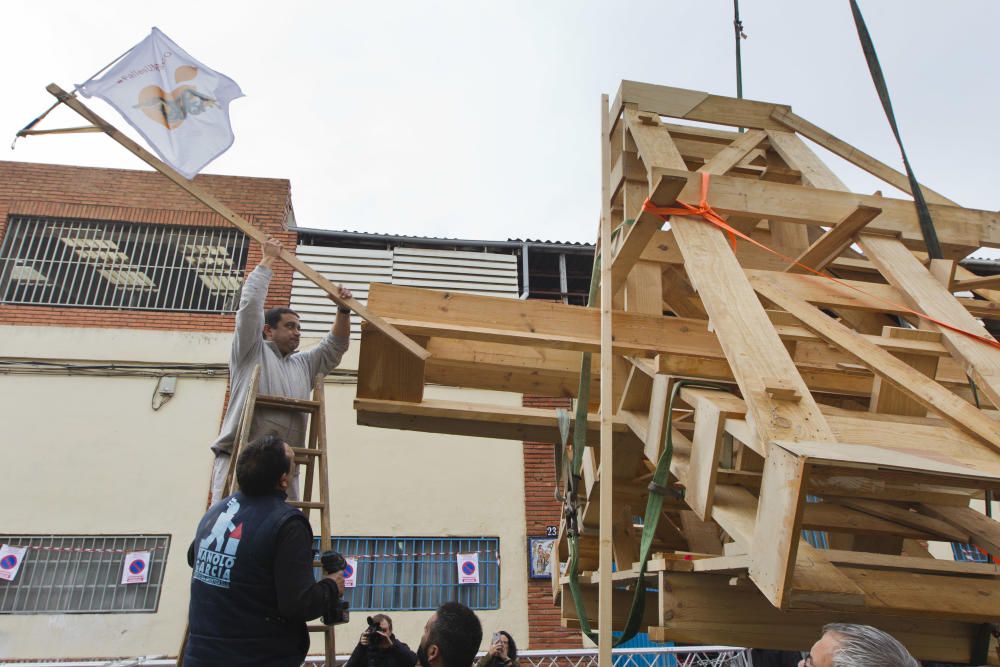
xmin=0 ymin=328 xmax=529 ymax=660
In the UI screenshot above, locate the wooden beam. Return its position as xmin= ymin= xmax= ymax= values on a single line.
xmin=832 ymin=498 xmax=970 ymax=543
xmin=859 ymin=234 xmax=1000 ymax=413
xmin=953 ymin=273 xmax=1000 ymax=292
xmin=766 ymin=129 xmax=848 ymax=191
xmin=356 ymin=326 xmax=426 ymax=402
xmin=769 ymin=107 xmax=955 ymax=206
xmin=648 ymin=167 xmax=991 ymax=253
xmin=752 ymin=274 xmax=1000 ymax=454
xmin=46 ymin=84 xmax=429 ymax=361
xmin=786 ymin=205 xmax=882 ymax=273
xmin=919 ymin=504 xmax=1000 ymax=556
xmin=598 ymin=92 xmax=614 ymax=667
xmin=697 ymin=129 xmax=768 ymax=176
xmin=612 ymin=80 xmax=793 ymax=131
xmin=869 ymin=327 xmax=940 ymax=418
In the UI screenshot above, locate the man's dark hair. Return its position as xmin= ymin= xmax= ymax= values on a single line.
xmin=236 ymin=435 xmax=291 ymax=496
xmin=429 ymin=602 xmax=482 ymax=667
xmin=498 ymin=631 xmax=517 ymax=660
xmin=264 ymin=307 xmax=299 ymax=330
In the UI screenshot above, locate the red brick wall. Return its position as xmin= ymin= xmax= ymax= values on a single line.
xmin=522 ymin=394 xmax=579 ymax=649
xmin=0 ymin=160 xmax=296 ymax=331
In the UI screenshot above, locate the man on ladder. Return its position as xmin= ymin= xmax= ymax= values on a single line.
xmin=210 ymin=237 xmax=352 ymax=504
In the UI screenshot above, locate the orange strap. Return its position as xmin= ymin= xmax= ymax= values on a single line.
xmin=642 ymin=172 xmax=1000 ymax=353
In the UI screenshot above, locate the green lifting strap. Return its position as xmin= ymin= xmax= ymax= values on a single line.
xmin=848 ymin=0 xmax=943 ymax=260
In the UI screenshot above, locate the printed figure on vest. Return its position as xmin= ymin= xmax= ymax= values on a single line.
xmin=344 ymin=613 xmax=418 ymax=667
xmin=184 ymin=435 xmax=346 ymax=667
xmin=210 ymin=237 xmax=352 ymax=503
xmin=417 ymin=602 xmax=483 ymax=667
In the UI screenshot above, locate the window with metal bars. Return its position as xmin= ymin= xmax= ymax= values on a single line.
xmin=0 ymin=534 xmax=170 ymax=614
xmin=315 ymin=537 xmax=500 ymax=611
xmin=0 ymin=216 xmax=249 ymax=312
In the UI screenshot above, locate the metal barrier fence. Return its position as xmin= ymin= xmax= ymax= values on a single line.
xmin=2 ymin=646 xmax=754 ymax=667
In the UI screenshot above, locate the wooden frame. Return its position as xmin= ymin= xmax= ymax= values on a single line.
xmin=352 ymin=81 xmax=1000 ymax=663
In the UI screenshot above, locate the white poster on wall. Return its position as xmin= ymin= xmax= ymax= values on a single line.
xmin=0 ymin=544 xmax=27 ymax=581
xmin=122 ymin=551 xmax=152 ymax=584
xmin=457 ymin=552 xmax=479 ymax=584
xmin=344 ymin=557 xmax=358 ymax=588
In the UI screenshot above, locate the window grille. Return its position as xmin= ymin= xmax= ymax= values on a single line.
xmin=0 ymin=534 xmax=170 ymax=614
xmin=315 ymin=537 xmax=500 ymax=611
xmin=952 ymin=542 xmax=991 ymax=562
xmin=0 ymin=216 xmax=249 ymax=312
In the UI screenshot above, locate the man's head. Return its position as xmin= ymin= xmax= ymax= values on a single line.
xmin=417 ymin=602 xmax=482 ymax=667
xmin=800 ymin=623 xmax=919 ymax=667
xmin=369 ymin=613 xmax=394 ymax=649
xmin=236 ymin=434 xmax=294 ymax=496
xmin=264 ymin=307 xmax=301 ymax=356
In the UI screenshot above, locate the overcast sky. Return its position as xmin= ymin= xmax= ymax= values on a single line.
xmin=3 ymin=1 xmax=999 ymax=247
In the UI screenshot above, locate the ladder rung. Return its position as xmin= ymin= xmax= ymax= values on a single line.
xmin=289 ymin=500 xmax=326 ymax=510
xmin=291 ymin=447 xmax=322 ymax=456
xmin=307 ymin=624 xmax=334 ymax=632
xmin=255 ymin=394 xmax=321 ymax=412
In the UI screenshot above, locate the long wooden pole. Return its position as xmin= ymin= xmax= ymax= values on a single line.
xmin=38 ymin=83 xmax=430 ymax=361
xmin=597 ymin=93 xmax=614 ymax=667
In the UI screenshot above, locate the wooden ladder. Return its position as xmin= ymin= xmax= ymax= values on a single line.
xmin=178 ymin=366 xmax=337 ymax=666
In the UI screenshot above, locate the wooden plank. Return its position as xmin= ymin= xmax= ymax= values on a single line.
xmin=752 ymin=274 xmax=1000 ymax=454
xmin=683 ymin=389 xmax=743 ymax=521
xmin=824 ymin=549 xmax=1000 ymax=576
xmin=746 ymin=268 xmax=1000 ymax=321
xmin=769 ymin=108 xmax=955 ymax=206
xmin=648 ymin=167 xmax=990 ymax=253
xmin=597 ymin=92 xmax=614 ymax=667
xmin=859 ymin=233 xmax=1000 ymax=413
xmin=613 ymin=81 xmax=793 ymax=131
xmin=766 ymin=129 xmax=848 ymax=190
xmin=356 ymin=326 xmax=426 ymax=402
xmin=787 ymin=205 xmax=882 ymax=273
xmin=832 ymin=498 xmax=970 ymax=543
xmin=645 ymin=572 xmax=994 ymax=662
xmin=869 ymin=327 xmax=940 ymax=417
xmin=697 ymin=129 xmax=768 ymax=176
xmin=750 ymin=446 xmax=810 ymax=608
xmin=919 ymin=504 xmax=1000 ymax=556
xmin=45 ymin=84 xmax=430 ymax=361
xmin=953 ymin=273 xmax=1000 ymax=292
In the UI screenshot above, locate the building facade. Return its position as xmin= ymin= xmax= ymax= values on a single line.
xmin=0 ymin=160 xmax=590 ymax=660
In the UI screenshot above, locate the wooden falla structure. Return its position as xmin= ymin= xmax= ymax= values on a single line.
xmin=353 ymin=81 xmax=1000 ymax=664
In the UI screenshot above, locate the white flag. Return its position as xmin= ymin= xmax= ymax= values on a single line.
xmin=344 ymin=557 xmax=358 ymax=589
xmin=121 ymin=551 xmax=152 ymax=585
xmin=78 ymin=27 xmax=244 ymax=179
xmin=0 ymin=544 xmax=28 ymax=581
xmin=456 ymin=552 xmax=479 ymax=584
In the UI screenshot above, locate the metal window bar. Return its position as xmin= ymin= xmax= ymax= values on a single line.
xmin=314 ymin=537 xmax=500 ymax=611
xmin=0 ymin=534 xmax=170 ymax=614
xmin=0 ymin=216 xmax=250 ymax=312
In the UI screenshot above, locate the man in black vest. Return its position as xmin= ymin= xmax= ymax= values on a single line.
xmin=184 ymin=434 xmax=345 ymax=667
xmin=416 ymin=602 xmax=483 ymax=667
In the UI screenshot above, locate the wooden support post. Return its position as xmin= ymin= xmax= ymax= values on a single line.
xmin=43 ymin=83 xmax=429 ymax=361
xmin=598 ymin=93 xmax=615 ymax=667
xmin=869 ymin=327 xmax=941 ymax=417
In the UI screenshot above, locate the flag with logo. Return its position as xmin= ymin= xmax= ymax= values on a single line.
xmin=77 ymin=27 xmax=244 ymax=179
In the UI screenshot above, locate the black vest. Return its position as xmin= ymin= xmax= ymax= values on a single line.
xmin=184 ymin=491 xmax=311 ymax=667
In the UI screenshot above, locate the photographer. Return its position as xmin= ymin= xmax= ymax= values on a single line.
xmin=475 ymin=631 xmax=518 ymax=667
xmin=345 ymin=614 xmax=418 ymax=667
xmin=184 ymin=435 xmax=345 ymax=667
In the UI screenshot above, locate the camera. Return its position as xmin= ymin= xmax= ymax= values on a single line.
xmin=367 ymin=616 xmax=382 ymax=636
xmin=320 ymin=550 xmax=350 ymax=626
